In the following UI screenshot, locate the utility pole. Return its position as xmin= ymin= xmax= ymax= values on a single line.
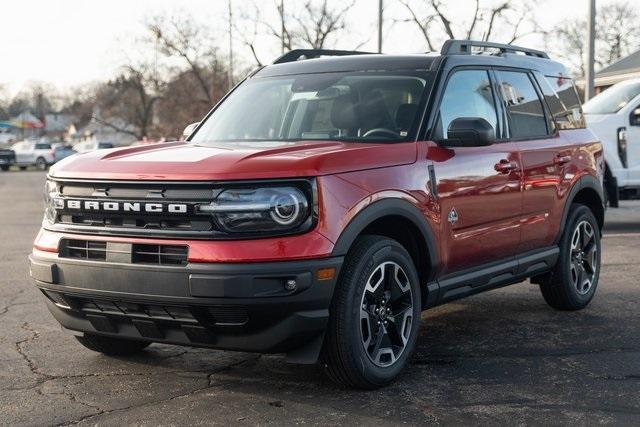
xmin=585 ymin=0 xmax=596 ymax=100
xmin=280 ymin=0 xmax=286 ymax=54
xmin=228 ymin=0 xmax=234 ymax=90
xmin=377 ymin=0 xmax=383 ymax=53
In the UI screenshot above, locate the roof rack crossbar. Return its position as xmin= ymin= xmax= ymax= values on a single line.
xmin=273 ymin=49 xmax=376 ymax=64
xmin=440 ymin=39 xmax=549 ymax=59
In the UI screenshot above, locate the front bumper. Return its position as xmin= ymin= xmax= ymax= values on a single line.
xmin=30 ymin=251 xmax=342 ymax=362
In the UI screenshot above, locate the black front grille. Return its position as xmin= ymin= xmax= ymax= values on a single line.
xmin=59 ymin=239 xmax=188 ymax=266
xmin=51 ymin=180 xmax=221 ymax=238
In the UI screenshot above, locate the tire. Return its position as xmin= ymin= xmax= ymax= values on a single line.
xmin=19 ymin=166 xmax=27 ymax=171
xmin=322 ymin=235 xmax=422 ymax=389
xmin=603 ymin=166 xmax=618 ymax=208
xmin=75 ymin=333 xmax=150 ymax=356
xmin=539 ymin=204 xmax=601 ymax=310
xmin=0 ymin=165 xmax=8 ymax=171
xmin=35 ymin=157 xmax=48 ymax=171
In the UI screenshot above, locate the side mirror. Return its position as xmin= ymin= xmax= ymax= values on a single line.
xmin=181 ymin=122 xmax=200 ymax=140
xmin=442 ymin=117 xmax=495 ymax=147
xmin=630 ymin=108 xmax=640 ymax=126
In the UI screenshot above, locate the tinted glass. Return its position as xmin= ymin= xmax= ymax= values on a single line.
xmin=583 ymin=81 xmax=640 ymax=114
xmin=191 ymin=71 xmax=431 ymax=145
xmin=433 ymin=70 xmax=498 ymax=140
xmin=35 ymin=143 xmax=51 ymax=149
xmin=497 ymin=71 xmax=548 ymax=138
xmin=540 ymin=76 xmax=585 ymax=129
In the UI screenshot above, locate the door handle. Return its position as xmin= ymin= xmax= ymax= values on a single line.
xmin=494 ymin=160 xmax=519 ymax=173
xmin=553 ymin=155 xmax=572 ymax=165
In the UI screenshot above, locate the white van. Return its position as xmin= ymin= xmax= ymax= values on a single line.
xmin=583 ymin=79 xmax=640 ymax=206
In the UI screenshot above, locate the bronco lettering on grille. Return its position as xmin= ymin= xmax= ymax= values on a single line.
xmin=63 ymin=199 xmax=189 ymax=214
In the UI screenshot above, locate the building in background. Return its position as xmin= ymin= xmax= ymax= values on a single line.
xmin=67 ymin=116 xmax=137 ymax=147
xmin=590 ymin=50 xmax=640 ymax=94
xmin=44 ymin=113 xmax=74 ymax=141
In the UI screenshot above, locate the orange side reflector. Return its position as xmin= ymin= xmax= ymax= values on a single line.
xmin=316 ymin=267 xmax=336 ymax=281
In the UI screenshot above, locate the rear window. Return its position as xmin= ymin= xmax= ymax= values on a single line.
xmin=541 ymin=76 xmax=585 ymax=129
xmin=35 ymin=143 xmax=51 ymax=150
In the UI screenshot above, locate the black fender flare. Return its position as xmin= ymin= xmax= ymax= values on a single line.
xmin=556 ymin=174 xmax=605 ymax=243
xmin=331 ymin=198 xmax=439 ymax=281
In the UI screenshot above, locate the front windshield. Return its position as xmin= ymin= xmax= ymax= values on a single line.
xmin=191 ymin=71 xmax=432 ymax=145
xmin=583 ymin=81 xmax=640 ymax=114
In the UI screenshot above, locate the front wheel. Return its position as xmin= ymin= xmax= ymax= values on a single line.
xmin=322 ymin=235 xmax=421 ymax=389
xmin=539 ymin=204 xmax=601 ymax=310
xmin=0 ymin=165 xmax=9 ymax=171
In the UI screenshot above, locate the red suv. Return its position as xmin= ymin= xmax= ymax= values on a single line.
xmin=30 ymin=40 xmax=605 ymax=389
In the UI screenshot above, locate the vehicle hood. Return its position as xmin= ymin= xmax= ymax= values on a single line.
xmin=49 ymin=140 xmax=417 ymax=181
xmin=584 ymin=113 xmax=613 ymax=124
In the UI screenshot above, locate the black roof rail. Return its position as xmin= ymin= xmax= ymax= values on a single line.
xmin=273 ymin=49 xmax=376 ymax=64
xmin=440 ymin=39 xmax=549 ymax=59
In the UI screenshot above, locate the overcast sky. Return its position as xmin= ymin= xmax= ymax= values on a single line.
xmin=0 ymin=0 xmax=620 ymax=94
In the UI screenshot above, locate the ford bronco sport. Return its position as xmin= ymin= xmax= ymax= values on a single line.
xmin=30 ymin=40 xmax=604 ymax=389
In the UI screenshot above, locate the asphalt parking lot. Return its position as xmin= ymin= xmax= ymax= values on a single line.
xmin=2 ymin=170 xmax=640 ymax=426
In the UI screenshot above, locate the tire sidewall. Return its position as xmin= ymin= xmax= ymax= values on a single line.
xmin=36 ymin=157 xmax=47 ymax=171
xmin=340 ymin=239 xmax=422 ymax=385
xmin=557 ymin=205 xmax=601 ymax=307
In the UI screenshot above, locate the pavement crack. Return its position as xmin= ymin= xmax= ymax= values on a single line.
xmin=55 ymin=355 xmax=262 ymax=426
xmin=15 ymin=322 xmax=50 ymax=380
xmin=0 ymin=288 xmax=30 ymax=317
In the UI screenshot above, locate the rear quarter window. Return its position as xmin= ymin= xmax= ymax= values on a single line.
xmin=35 ymin=143 xmax=51 ymax=150
xmin=541 ymin=76 xmax=586 ymax=129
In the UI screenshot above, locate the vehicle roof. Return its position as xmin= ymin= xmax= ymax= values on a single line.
xmin=254 ymin=52 xmax=569 ymax=79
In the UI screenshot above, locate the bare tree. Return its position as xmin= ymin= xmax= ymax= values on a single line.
xmin=94 ymin=63 xmax=163 ymax=140
xmin=398 ymin=0 xmax=541 ymax=51
xmin=240 ymin=0 xmax=357 ymax=65
xmin=555 ymin=1 xmax=640 ymax=77
xmin=148 ymin=15 xmax=229 ymax=105
xmin=293 ymin=0 xmax=356 ymax=49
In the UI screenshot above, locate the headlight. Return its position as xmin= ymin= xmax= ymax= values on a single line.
xmin=199 ymin=186 xmax=312 ymax=234
xmin=43 ymin=179 xmax=61 ymax=223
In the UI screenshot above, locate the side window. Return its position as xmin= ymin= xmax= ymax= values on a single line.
xmin=434 ymin=70 xmax=498 ymax=140
xmin=543 ymin=76 xmax=586 ymax=129
xmin=496 ymin=71 xmax=548 ymax=139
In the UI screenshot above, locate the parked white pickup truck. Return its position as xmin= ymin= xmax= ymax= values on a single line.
xmin=584 ymin=78 xmax=640 ymax=207
xmin=11 ymin=140 xmax=56 ymax=170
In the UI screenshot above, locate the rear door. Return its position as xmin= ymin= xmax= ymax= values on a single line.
xmin=429 ymin=68 xmax=523 ymax=274
xmin=496 ymin=70 xmax=576 ymax=252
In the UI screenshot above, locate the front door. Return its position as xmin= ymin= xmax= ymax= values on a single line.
xmin=429 ymin=69 xmax=522 ymax=274
xmin=625 ymin=101 xmax=640 ymax=186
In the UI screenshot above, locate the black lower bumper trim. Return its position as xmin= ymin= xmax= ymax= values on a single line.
xmin=31 ymin=253 xmax=342 ymax=358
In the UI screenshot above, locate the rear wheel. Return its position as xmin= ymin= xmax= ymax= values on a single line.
xmin=19 ymin=166 xmax=27 ymax=171
xmin=322 ymin=235 xmax=421 ymax=389
xmin=0 ymin=165 xmax=8 ymax=171
xmin=75 ymin=333 xmax=150 ymax=356
xmin=539 ymin=204 xmax=601 ymax=310
xmin=35 ymin=157 xmax=47 ymax=171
